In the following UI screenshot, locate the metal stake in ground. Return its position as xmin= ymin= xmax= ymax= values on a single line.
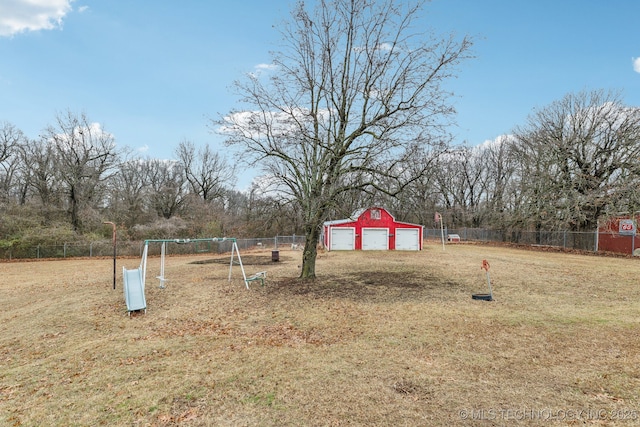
xmin=482 ymin=259 xmax=492 ymax=299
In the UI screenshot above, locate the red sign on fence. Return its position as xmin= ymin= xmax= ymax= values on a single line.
xmin=619 ymin=219 xmax=636 ymax=236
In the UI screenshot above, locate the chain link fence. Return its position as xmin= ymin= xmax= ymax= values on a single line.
xmin=0 ymin=235 xmax=307 ymax=260
xmin=0 ymin=228 xmax=603 ymax=260
xmin=424 ymin=228 xmax=598 ymax=252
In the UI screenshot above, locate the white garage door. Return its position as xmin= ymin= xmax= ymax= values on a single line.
xmin=396 ymin=228 xmax=420 ymax=250
xmin=362 ymin=228 xmax=389 ymax=250
xmin=330 ymin=227 xmax=355 ymax=250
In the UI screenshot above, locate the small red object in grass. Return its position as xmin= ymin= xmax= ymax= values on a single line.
xmin=481 ymin=259 xmax=490 ymax=271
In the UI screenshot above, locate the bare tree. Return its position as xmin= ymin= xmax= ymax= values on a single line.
xmin=480 ymin=136 xmax=519 ymax=230
xmin=217 ymin=0 xmax=471 ymax=278
xmin=21 ymin=138 xmax=62 ymax=212
xmin=109 ymin=157 xmax=155 ymax=228
xmin=175 ymin=140 xmax=234 ymax=202
xmin=436 ymin=142 xmax=520 ymax=229
xmin=43 ymin=111 xmax=119 ymax=233
xmin=146 ymin=159 xmax=186 ymax=219
xmin=513 ymin=90 xmax=640 ymax=231
xmin=0 ymin=122 xmax=28 ymax=204
xmin=436 ymin=146 xmax=490 ymax=227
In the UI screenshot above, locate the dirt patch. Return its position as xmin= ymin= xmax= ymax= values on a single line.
xmin=265 ymin=271 xmax=466 ymax=303
xmin=190 ymin=254 xmax=292 ymax=265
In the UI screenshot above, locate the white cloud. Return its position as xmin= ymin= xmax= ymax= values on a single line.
xmin=137 ymin=144 xmax=149 ymax=153
xmin=633 ymin=57 xmax=640 ymax=74
xmin=255 ymin=63 xmax=277 ymax=71
xmin=477 ymin=134 xmax=514 ymax=150
xmin=0 ymin=0 xmax=74 ymax=37
xmin=219 ymin=107 xmax=332 ymax=139
xmin=247 ymin=63 xmax=278 ymax=79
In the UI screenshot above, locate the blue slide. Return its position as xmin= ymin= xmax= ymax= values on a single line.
xmin=123 ymin=267 xmax=146 ymax=314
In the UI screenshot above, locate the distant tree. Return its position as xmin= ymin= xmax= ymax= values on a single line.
xmin=435 ymin=141 xmax=521 ymax=229
xmin=385 ymin=147 xmax=442 ymax=226
xmin=217 ymin=0 xmax=471 ymax=278
xmin=512 ymin=90 xmax=640 ymax=231
xmin=110 ymin=157 xmax=154 ymax=228
xmin=146 ymin=159 xmax=186 ymax=219
xmin=0 ymin=122 xmax=28 ymax=204
xmin=176 ymin=140 xmax=234 ymax=202
xmin=43 ymin=111 xmax=120 ymax=233
xmin=21 ymin=138 xmax=63 ymax=219
xmin=433 ymin=146 xmax=489 ymax=228
xmin=479 ymin=136 xmax=519 ymax=230
xmin=214 ymin=189 xmax=250 ymax=236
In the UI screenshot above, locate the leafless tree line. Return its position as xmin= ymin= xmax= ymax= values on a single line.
xmin=0 ymin=111 xmax=302 ymax=247
xmin=434 ymin=89 xmax=640 ymax=234
xmin=1 ymin=90 xmax=639 ymax=249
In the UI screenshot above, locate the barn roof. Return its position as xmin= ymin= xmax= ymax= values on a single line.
xmin=323 ymin=207 xmax=390 ymax=226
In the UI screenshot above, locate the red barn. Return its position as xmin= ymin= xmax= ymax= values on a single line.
xmin=323 ymin=207 xmax=423 ymax=251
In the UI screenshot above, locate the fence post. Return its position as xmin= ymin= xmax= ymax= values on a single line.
xmin=37 ymin=244 xmax=40 ymax=259
xmin=64 ymin=243 xmax=67 ymax=258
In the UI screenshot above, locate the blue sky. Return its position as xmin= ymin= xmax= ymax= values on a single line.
xmin=1 ymin=0 xmax=639 ymax=190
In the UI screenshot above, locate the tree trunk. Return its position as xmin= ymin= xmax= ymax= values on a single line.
xmin=300 ymin=225 xmax=321 ymax=279
xmin=69 ymin=186 xmax=82 ymax=232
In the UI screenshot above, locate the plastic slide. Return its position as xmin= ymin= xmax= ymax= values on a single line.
xmin=123 ymin=267 xmax=147 ymax=314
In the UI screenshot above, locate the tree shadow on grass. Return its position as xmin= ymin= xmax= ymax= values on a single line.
xmin=190 ymin=255 xmax=291 ymax=266
xmin=265 ymin=271 xmax=467 ymax=303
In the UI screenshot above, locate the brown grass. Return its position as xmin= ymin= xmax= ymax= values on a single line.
xmin=1 ymin=243 xmax=640 ymax=426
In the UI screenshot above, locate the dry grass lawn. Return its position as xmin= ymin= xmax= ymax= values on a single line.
xmin=1 ymin=242 xmax=640 ymax=426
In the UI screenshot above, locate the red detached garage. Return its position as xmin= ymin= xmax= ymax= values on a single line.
xmin=323 ymin=207 xmax=423 ymax=251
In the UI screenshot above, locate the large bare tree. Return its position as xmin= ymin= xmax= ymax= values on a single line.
xmin=44 ymin=111 xmax=119 ymax=233
xmin=217 ymin=0 xmax=471 ymax=278
xmin=513 ymin=90 xmax=640 ymax=231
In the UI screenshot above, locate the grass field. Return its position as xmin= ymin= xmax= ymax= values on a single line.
xmin=1 ymin=242 xmax=640 ymax=426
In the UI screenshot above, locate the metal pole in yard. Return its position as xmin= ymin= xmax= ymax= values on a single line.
xmin=103 ymin=222 xmax=117 ymax=290
xmin=482 ymin=260 xmax=493 ymax=300
xmin=435 ymin=212 xmax=445 ymax=251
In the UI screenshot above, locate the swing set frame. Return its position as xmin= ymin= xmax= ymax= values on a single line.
xmin=141 ymin=238 xmax=254 ymax=289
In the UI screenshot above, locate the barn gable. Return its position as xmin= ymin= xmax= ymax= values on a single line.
xmin=323 ymin=207 xmax=423 ymax=251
